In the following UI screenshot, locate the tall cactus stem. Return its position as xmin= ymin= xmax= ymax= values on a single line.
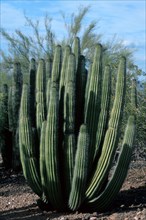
xmin=46 ymin=57 xmax=52 ymax=83
xmin=87 ymin=115 xmax=135 ymax=210
xmin=45 ymin=84 xmax=63 ymax=209
xmin=85 ymin=57 xmax=126 ymax=201
xmin=84 ymin=44 xmax=102 ymax=164
xmin=36 ymin=59 xmax=46 ymax=135
xmin=51 ymin=45 xmax=62 ymax=83
xmin=69 ymin=124 xmax=89 ymax=211
xmin=93 ymin=65 xmax=111 ymax=160
xmin=73 ymin=37 xmax=80 ymax=71
xmin=19 ymin=84 xmax=42 ymax=196
xmin=59 ymin=45 xmax=71 ymax=99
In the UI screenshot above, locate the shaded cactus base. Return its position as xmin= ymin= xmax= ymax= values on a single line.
xmin=37 ymin=199 xmax=54 ymax=212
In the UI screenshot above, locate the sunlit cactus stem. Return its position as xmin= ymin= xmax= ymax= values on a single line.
xmin=84 ymin=44 xmax=102 ymax=164
xmin=85 ymin=56 xmax=126 ymax=201
xmin=69 ymin=124 xmax=89 ymax=211
xmin=94 ymin=65 xmax=111 ymax=160
xmin=44 ymin=83 xmax=63 ymax=209
xmin=87 ymin=79 xmax=136 ymax=211
xmin=36 ymin=59 xmax=46 ymax=136
xmin=19 ymin=84 xmax=42 ymax=196
xmin=73 ymin=37 xmax=80 ymax=70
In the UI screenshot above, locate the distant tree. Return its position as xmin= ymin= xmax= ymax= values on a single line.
xmin=0 ymin=14 xmax=55 ymax=75
xmin=133 ymin=79 xmax=146 ymax=160
xmin=60 ymin=6 xmax=102 ymax=57
xmin=0 ymin=6 xmax=135 ymax=75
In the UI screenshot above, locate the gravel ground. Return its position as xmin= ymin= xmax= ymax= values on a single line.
xmin=0 ymin=160 xmax=146 ymax=220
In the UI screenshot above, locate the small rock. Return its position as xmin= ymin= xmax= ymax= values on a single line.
xmin=84 ymin=214 xmax=91 ymax=220
xmin=90 ymin=217 xmax=97 ymax=220
xmin=92 ymin=212 xmax=98 ymax=217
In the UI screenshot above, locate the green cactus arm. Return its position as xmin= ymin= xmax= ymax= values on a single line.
xmin=94 ymin=65 xmax=111 ymax=160
xmin=73 ymin=37 xmax=80 ymax=71
xmin=64 ymin=54 xmax=76 ymax=133
xmin=63 ymin=133 xmax=76 ymax=200
xmin=19 ymin=84 xmax=42 ymax=196
xmin=131 ymin=79 xmax=137 ymax=113
xmin=36 ymin=102 xmax=45 ymax=136
xmin=46 ymin=57 xmax=52 ymax=83
xmin=36 ymin=59 xmax=46 ymax=134
xmin=64 ymin=82 xmax=75 ymax=134
xmin=63 ymin=85 xmax=76 ymax=201
xmin=36 ymin=59 xmax=46 ymax=93
xmin=85 ymin=57 xmax=126 ymax=200
xmin=87 ymin=115 xmax=135 ymax=211
xmin=62 ymin=53 xmax=76 ymax=202
xmin=51 ymin=45 xmax=62 ymax=83
xmin=85 ymin=63 xmax=92 ymax=102
xmin=46 ymin=78 xmax=51 ymax=111
xmin=66 ymin=53 xmax=76 ymax=84
xmin=84 ymin=44 xmax=102 ymax=163
xmin=69 ymin=124 xmax=89 ymax=211
xmin=59 ymin=45 xmax=71 ymax=99
xmin=40 ymin=121 xmax=47 ymax=190
xmin=44 ymin=84 xmax=63 ymax=209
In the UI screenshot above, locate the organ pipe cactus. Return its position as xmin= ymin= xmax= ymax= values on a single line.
xmin=0 ymin=84 xmax=12 ymax=168
xmin=0 ymin=62 xmax=23 ymax=170
xmin=19 ymin=38 xmax=136 ymax=212
xmin=5 ymin=62 xmax=23 ymax=170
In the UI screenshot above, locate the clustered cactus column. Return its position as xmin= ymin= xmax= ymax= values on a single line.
xmin=9 ymin=62 xmax=23 ymax=170
xmin=0 ymin=62 xmax=23 ymax=170
xmin=19 ymin=37 xmax=136 ymax=211
xmin=0 ymin=84 xmax=12 ymax=168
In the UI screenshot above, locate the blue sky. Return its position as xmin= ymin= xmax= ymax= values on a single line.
xmin=1 ymin=0 xmax=146 ymax=72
